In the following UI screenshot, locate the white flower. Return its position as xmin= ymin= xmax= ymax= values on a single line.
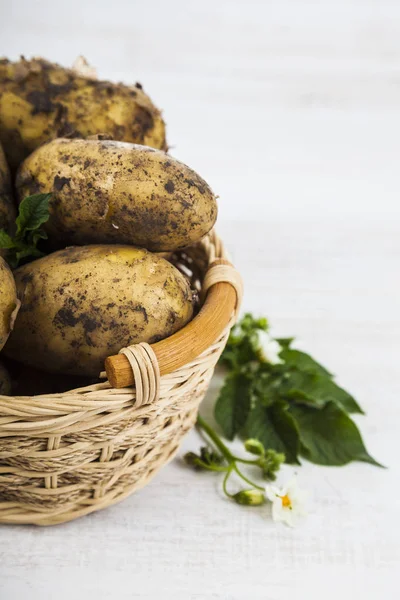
xmin=265 ymin=479 xmax=307 ymax=527
xmin=256 ymin=330 xmax=284 ymax=365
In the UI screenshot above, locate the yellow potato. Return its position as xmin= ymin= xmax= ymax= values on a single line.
xmin=16 ymin=138 xmax=218 ymax=252
xmin=4 ymin=245 xmax=194 ymax=376
xmin=0 ymin=57 xmax=166 ymax=169
xmin=0 ymin=141 xmax=15 ymax=237
xmin=0 ymin=256 xmax=18 ymax=351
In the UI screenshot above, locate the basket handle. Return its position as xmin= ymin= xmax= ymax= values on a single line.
xmin=105 ymin=259 xmax=242 ymax=388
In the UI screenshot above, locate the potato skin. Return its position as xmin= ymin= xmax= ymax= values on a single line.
xmin=0 ymin=257 xmax=18 ymax=351
xmin=0 ymin=360 xmax=11 ymax=395
xmin=0 ymin=141 xmax=15 ymax=237
xmin=16 ymin=138 xmax=218 ymax=252
xmin=0 ymin=57 xmax=166 ymax=169
xmin=4 ymin=245 xmax=194 ymax=376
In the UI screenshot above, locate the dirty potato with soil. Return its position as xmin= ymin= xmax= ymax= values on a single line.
xmin=0 ymin=257 xmax=18 ymax=351
xmin=0 ymin=57 xmax=166 ymax=169
xmin=16 ymin=138 xmax=217 ymax=251
xmin=4 ymin=245 xmax=194 ymax=376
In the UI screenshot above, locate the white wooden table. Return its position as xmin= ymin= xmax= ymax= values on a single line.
xmin=1 ymin=1 xmax=399 ymax=598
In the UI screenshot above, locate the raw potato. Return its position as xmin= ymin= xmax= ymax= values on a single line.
xmin=0 ymin=141 xmax=15 ymax=237
xmin=0 ymin=360 xmax=11 ymax=395
xmin=4 ymin=245 xmax=194 ymax=376
xmin=0 ymin=57 xmax=166 ymax=169
xmin=0 ymin=257 xmax=18 ymax=351
xmin=16 ymin=138 xmax=218 ymax=252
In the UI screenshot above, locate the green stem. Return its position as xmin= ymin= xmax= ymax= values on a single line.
xmin=196 ymin=415 xmax=265 ymax=495
xmin=222 ymin=466 xmax=233 ymax=498
xmin=196 ymin=415 xmax=235 ymax=463
xmin=196 ymin=463 xmax=230 ymax=473
xmin=235 ymin=457 xmax=261 ymax=465
xmin=233 ymin=465 xmax=264 ymax=491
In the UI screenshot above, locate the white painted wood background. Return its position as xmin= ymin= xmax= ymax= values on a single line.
xmin=0 ymin=1 xmax=399 ymax=598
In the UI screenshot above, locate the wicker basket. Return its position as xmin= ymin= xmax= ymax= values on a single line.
xmin=0 ymin=231 xmax=242 ymax=525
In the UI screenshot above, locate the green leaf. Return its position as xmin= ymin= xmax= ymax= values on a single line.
xmin=250 ymin=370 xmax=281 ymax=406
xmin=290 ymin=402 xmax=382 ymax=467
xmin=30 ymin=229 xmax=48 ymax=246
xmin=219 ymin=336 xmax=256 ymax=370
xmin=245 ymin=401 xmax=300 ymax=464
xmin=15 ymin=247 xmax=44 ymax=262
xmin=238 ymin=313 xmax=269 ymax=335
xmin=0 ymin=230 xmax=15 ymax=249
xmin=283 ymin=371 xmax=363 ymax=414
xmin=219 ymin=313 xmax=269 ymax=369
xmin=0 ymin=194 xmax=51 ymax=267
xmin=214 ymin=312 xmax=379 ymax=471
xmin=16 ymin=193 xmax=51 ymax=236
xmin=280 ymin=348 xmax=332 ymax=377
xmin=276 ymin=337 xmax=294 ymax=349
xmin=214 ymin=372 xmax=252 ymax=440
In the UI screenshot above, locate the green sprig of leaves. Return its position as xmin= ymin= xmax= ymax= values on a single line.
xmin=184 ymin=415 xmax=284 ymax=506
xmin=0 ymin=193 xmax=51 ymax=268
xmin=214 ymin=313 xmax=382 ymax=468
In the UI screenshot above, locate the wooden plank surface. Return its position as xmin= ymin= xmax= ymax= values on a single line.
xmin=0 ymin=1 xmax=399 ymax=598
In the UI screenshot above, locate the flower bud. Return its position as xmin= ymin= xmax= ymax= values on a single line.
xmin=232 ymin=489 xmax=265 ymax=506
xmin=200 ymin=446 xmax=224 ymax=466
xmin=258 ymin=450 xmax=285 ymax=480
xmin=183 ymin=452 xmax=205 ymax=470
xmin=244 ymin=438 xmax=265 ymax=456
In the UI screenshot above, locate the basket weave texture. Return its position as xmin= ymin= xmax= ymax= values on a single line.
xmin=0 ymin=232 xmax=239 ymax=525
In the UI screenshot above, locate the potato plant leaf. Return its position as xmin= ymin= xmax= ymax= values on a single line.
xmin=0 ymin=193 xmax=51 ymax=267
xmin=281 ymin=371 xmax=364 ymax=414
xmin=0 ymin=230 xmax=14 ymax=249
xmin=15 ymin=193 xmax=51 ymax=234
xmin=214 ymin=314 xmax=381 ymax=469
xmin=290 ymin=402 xmax=383 ymax=467
xmin=215 ymin=372 xmax=252 ymax=440
xmin=278 ymin=347 xmax=332 ymax=377
xmin=245 ymin=401 xmax=300 ymax=464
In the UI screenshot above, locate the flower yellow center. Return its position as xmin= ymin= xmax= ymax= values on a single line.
xmin=281 ymin=494 xmax=291 ymax=508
